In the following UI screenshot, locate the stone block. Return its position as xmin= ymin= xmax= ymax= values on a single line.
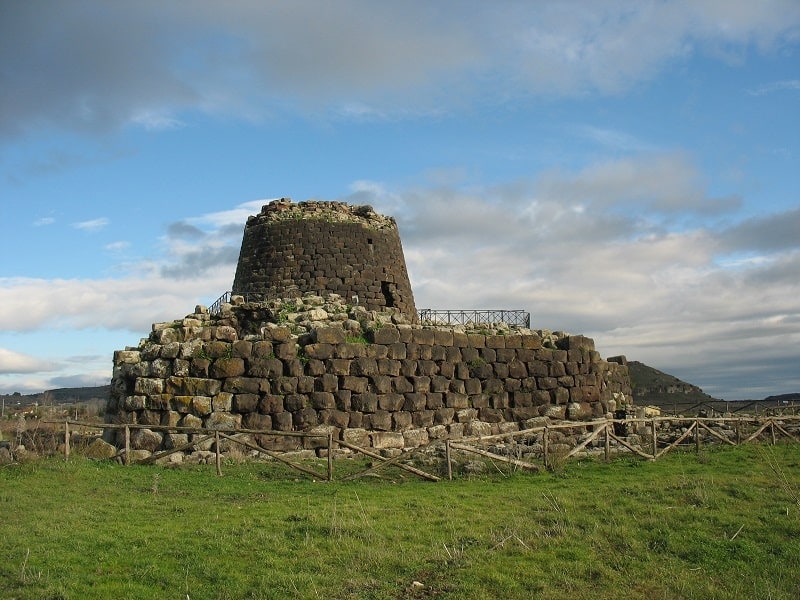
xmin=243 ymin=413 xmax=272 ymax=430
xmin=233 ymin=393 xmax=259 ymax=413
xmin=465 ymin=421 xmax=492 ymax=437
xmin=342 ymin=428 xmax=370 ymax=447
xmin=206 ymin=412 xmax=242 ymax=430
xmin=392 ymin=411 xmax=412 ymax=430
xmin=310 ymin=392 xmax=336 ymax=410
xmin=192 ymin=396 xmax=212 ymax=415
xmin=352 ymin=392 xmax=378 ymax=413
xmin=292 ymin=407 xmax=318 ymax=429
xmin=371 ymin=431 xmax=405 ymax=449
xmin=485 ymin=335 xmax=506 ymax=349
xmin=366 ymin=410 xmax=392 ymax=431
xmin=131 ymin=428 xmax=163 ymax=452
xmin=403 ymin=428 xmax=429 ymax=448
xmin=351 ymin=357 xmax=378 ymax=376
xmin=246 ymin=357 xmax=284 ymax=378
xmin=412 ymin=410 xmax=435 ymax=427
xmin=314 ymin=327 xmax=346 ymax=344
xmin=456 ymin=408 xmax=478 ymax=422
xmin=445 ymin=393 xmax=469 ymax=409
xmin=369 ymin=327 xmax=400 ymax=344
xmin=379 ymin=393 xmax=405 ymax=411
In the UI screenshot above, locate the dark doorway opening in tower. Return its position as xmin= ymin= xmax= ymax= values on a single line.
xmin=381 ymin=281 xmax=396 ymax=308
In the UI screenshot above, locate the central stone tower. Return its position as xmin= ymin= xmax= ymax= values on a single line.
xmin=232 ymin=198 xmax=417 ymax=320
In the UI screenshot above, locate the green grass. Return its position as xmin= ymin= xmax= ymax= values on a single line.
xmin=1 ymin=444 xmax=799 ymax=599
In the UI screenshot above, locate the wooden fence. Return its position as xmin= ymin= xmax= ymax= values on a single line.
xmin=44 ymin=414 xmax=800 ymax=482
xmin=444 ymin=415 xmax=800 ymax=479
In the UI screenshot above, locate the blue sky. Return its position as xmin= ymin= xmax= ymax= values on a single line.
xmin=1 ymin=1 xmax=799 ymax=400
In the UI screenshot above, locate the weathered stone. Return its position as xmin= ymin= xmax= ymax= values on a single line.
xmin=84 ymin=438 xmax=118 ymax=459
xmin=371 ymin=431 xmax=405 ymax=449
xmin=131 ymin=428 xmax=163 ymax=452
xmin=205 ymin=412 xmax=242 ymax=430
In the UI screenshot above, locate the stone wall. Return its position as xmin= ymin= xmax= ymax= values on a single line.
xmin=232 ymin=199 xmax=417 ymax=321
xmin=106 ymin=295 xmax=633 ymax=455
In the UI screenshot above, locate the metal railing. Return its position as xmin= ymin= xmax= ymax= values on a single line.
xmin=417 ymin=309 xmax=531 ymax=328
xmin=210 ymin=292 xmax=531 ymax=328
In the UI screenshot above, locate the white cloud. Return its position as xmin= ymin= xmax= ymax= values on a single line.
xmin=33 ymin=216 xmax=55 ymax=226
xmin=0 ymin=348 xmax=59 ymax=375
xmin=72 ymin=217 xmax=110 ymax=231
xmin=748 ymin=79 xmax=800 ymax=95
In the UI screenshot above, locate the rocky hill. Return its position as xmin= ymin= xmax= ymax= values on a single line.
xmin=628 ymin=361 xmax=718 ymax=407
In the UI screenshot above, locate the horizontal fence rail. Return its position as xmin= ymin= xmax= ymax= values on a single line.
xmin=417 ymin=309 xmax=531 ymax=328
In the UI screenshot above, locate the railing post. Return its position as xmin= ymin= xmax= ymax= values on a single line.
xmin=604 ymin=420 xmax=610 ymax=462
xmin=771 ymin=420 xmax=777 ymax=445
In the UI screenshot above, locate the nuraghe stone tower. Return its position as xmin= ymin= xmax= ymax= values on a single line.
xmin=106 ymin=198 xmax=633 ymax=458
xmin=232 ymin=198 xmax=417 ymax=320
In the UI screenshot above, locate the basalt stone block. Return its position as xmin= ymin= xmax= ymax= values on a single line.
xmin=247 ymin=358 xmax=284 ymax=378
xmin=352 ymin=392 xmax=378 ymax=413
xmin=403 ymin=392 xmax=427 ymax=412
xmin=252 ymin=340 xmax=274 ymax=358
xmin=411 ymin=329 xmax=435 ymax=345
xmin=351 ymin=357 xmax=378 ymax=376
xmin=379 ymin=393 xmax=405 ymax=411
xmin=292 ymin=407 xmax=318 ymax=429
xmin=366 ymin=410 xmax=391 ymax=431
xmin=313 ymin=327 xmax=346 ymax=344
xmin=392 ymin=411 xmax=412 ymax=430
xmin=211 ymin=357 xmax=246 ymax=378
xmin=413 ymin=410 xmax=435 ymax=427
xmin=304 ymin=343 xmax=335 ymax=360
xmin=370 ymin=431 xmax=404 ymax=449
xmin=206 ymin=411 xmax=242 ymax=430
xmin=233 ymin=393 xmax=259 ymax=413
xmin=259 ymin=394 xmax=284 ymax=414
xmin=243 ymin=413 xmax=272 ymax=430
xmin=285 ymin=394 xmax=307 ymax=411
xmin=272 ymin=411 xmax=293 ymax=431
xmin=167 ymin=376 xmax=221 ymax=397
xmin=445 ymin=392 xmax=469 ymax=409
xmin=311 ymin=392 xmax=336 ymax=410
xmin=368 ymin=327 xmax=400 ymax=344
xmin=213 ymin=392 xmax=233 ymax=412
xmin=192 ymin=396 xmax=213 ymax=415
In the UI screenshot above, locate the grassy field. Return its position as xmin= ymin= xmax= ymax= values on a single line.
xmin=1 ymin=443 xmax=799 ymax=599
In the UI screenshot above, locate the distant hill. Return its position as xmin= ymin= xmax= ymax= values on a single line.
xmin=0 ymin=385 xmax=110 ymax=408
xmin=628 ymin=360 xmax=718 ymax=405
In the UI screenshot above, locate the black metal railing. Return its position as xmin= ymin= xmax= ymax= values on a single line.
xmin=208 ymin=291 xmax=273 ymax=315
xmin=417 ymin=309 xmax=531 ymax=328
xmin=210 ymin=292 xmax=531 ymax=328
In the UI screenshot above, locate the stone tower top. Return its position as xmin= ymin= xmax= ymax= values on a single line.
xmin=232 ymin=198 xmax=417 ymax=320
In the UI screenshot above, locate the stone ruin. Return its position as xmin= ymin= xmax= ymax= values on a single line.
xmin=105 ymin=198 xmax=633 ymax=458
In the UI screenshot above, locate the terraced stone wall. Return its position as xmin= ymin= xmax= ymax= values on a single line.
xmin=106 ymin=301 xmax=633 ymax=455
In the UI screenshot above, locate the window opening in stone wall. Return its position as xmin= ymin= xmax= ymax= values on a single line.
xmin=381 ymin=281 xmax=396 ymax=308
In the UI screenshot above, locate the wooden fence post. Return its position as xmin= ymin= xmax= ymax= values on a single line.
xmin=695 ymin=418 xmax=701 ymax=454
xmin=124 ymin=425 xmax=131 ymax=466
xmin=543 ymin=427 xmax=549 ymax=470
xmin=651 ymin=419 xmax=657 ymax=459
xmin=604 ymin=420 xmax=610 ymax=462
xmin=327 ymin=432 xmax=333 ymax=481
xmin=445 ymin=440 xmax=453 ymax=481
xmin=771 ymin=421 xmax=777 ymax=445
xmin=64 ymin=419 xmax=70 ymax=461
xmin=214 ymin=430 xmax=222 ymax=476
xmin=736 ymin=420 xmax=741 ymax=445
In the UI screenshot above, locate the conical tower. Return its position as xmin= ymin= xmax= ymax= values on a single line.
xmin=232 ymin=198 xmax=417 ymax=320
